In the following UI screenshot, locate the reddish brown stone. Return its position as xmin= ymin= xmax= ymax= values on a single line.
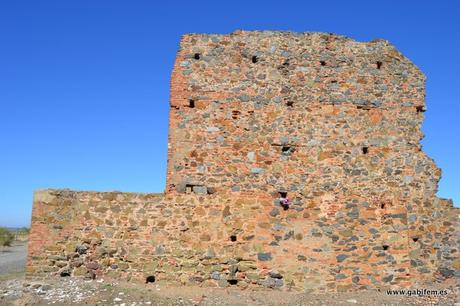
xmin=26 ymin=31 xmax=458 ymax=292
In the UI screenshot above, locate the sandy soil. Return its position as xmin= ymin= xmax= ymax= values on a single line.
xmin=0 ymin=275 xmax=457 ymax=306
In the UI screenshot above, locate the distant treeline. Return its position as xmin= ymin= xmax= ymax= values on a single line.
xmin=0 ymin=227 xmax=29 ymax=246
xmin=4 ymin=227 xmax=30 ymax=233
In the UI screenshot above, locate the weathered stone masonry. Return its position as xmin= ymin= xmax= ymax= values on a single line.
xmin=27 ymin=31 xmax=459 ymax=292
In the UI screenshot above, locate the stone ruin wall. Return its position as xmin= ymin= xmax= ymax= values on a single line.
xmin=27 ymin=31 xmax=459 ymax=292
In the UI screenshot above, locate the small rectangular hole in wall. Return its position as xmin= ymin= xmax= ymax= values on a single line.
xmin=252 ymin=55 xmax=258 ymax=63
xmin=230 ymin=235 xmax=237 ymax=242
xmin=356 ymin=105 xmax=370 ymax=111
xmin=281 ymin=146 xmax=295 ymax=156
xmin=145 ymin=275 xmax=156 ymax=283
xmin=382 ymin=245 xmax=389 ymax=251
xmin=362 ymin=147 xmax=369 ymax=154
xmin=188 ymin=99 xmax=195 ymax=108
xmin=278 ymin=192 xmax=289 ymax=211
xmin=320 ymin=61 xmax=326 ymax=66
xmin=286 ymin=101 xmax=294 ymax=107
xmin=194 ymin=53 xmax=201 ymax=60
xmin=227 ymin=279 xmax=238 ymax=285
xmin=412 ymin=237 xmax=419 ymax=242
xmin=416 ymin=106 xmax=425 ymax=113
xmin=377 ymin=61 xmax=382 ymax=69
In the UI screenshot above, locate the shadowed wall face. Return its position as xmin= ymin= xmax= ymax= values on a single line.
xmin=27 ymin=31 xmax=459 ymax=292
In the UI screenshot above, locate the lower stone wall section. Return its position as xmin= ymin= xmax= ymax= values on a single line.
xmin=27 ymin=189 xmax=459 ymax=292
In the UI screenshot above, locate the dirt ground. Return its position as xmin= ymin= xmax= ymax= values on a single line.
xmin=0 ymin=276 xmax=458 ymax=306
xmin=0 ymin=242 xmax=28 ymax=276
xmin=1 ymin=242 xmax=458 ymax=305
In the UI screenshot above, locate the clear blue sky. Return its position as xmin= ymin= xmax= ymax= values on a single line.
xmin=0 ymin=1 xmax=458 ymax=227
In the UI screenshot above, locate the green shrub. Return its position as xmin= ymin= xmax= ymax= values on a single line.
xmin=0 ymin=227 xmax=14 ymax=247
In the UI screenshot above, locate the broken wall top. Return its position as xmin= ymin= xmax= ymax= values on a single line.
xmin=166 ymin=30 xmax=432 ymax=200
